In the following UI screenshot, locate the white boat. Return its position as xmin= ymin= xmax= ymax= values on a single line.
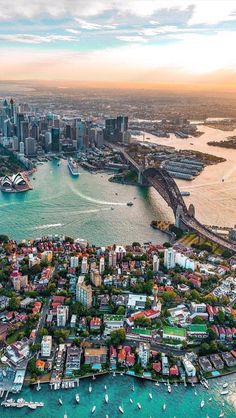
xmin=75 ymin=393 xmax=80 ymax=404
xmin=194 ymin=390 xmax=197 ymax=396
xmin=104 ymin=385 xmax=107 ymax=391
xmin=220 ymin=390 xmax=229 ymax=395
xmin=92 ymin=406 xmax=96 ymax=414
xmin=155 ymin=382 xmax=160 ymax=386
xmin=200 ymin=400 xmax=205 ymax=408
xmin=118 ymin=405 xmax=124 ymax=414
xmin=89 ymin=384 xmax=92 ymax=393
xmin=149 ymin=392 xmax=153 ymax=400
xmin=92 ymin=375 xmax=96 ymax=380
xmin=209 ymin=398 xmax=212 ymax=401
xmin=137 ymin=402 xmax=141 ymax=409
xmin=113 ymin=372 xmax=116 ymax=377
xmin=167 ymin=382 xmax=171 ymax=393
xmin=106 ymin=415 xmax=109 ymax=418
xmin=130 ymin=398 xmax=133 ymax=404
xmin=36 ymin=381 xmax=41 ymax=391
xmin=219 ymin=412 xmax=224 ymax=418
xmin=105 ymin=393 xmax=109 ymax=404
xmin=222 ymin=383 xmax=228 ymax=389
xmin=59 ymin=398 xmax=63 ymax=405
xmin=67 ymin=157 xmax=79 ymax=176
xmin=131 ymin=384 xmax=135 ymax=391
xmin=64 ymin=414 xmax=67 ymax=418
xmin=163 ymin=403 xmax=166 ymax=411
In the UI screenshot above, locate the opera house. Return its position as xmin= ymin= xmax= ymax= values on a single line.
xmin=0 ymin=173 xmax=32 ymax=192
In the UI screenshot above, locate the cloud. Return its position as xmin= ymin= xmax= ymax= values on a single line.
xmin=0 ymin=34 xmax=77 ymax=44
xmin=116 ymin=35 xmax=147 ymax=43
xmin=0 ymin=0 xmax=235 ymax=25
xmin=140 ymin=26 xmax=178 ymax=37
xmin=74 ymin=18 xmax=117 ymax=30
xmin=65 ymin=29 xmax=80 ymax=34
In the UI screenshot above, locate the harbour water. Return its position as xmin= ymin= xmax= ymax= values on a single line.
xmin=0 ymin=160 xmax=169 ymax=245
xmin=0 ymin=374 xmax=235 ymax=417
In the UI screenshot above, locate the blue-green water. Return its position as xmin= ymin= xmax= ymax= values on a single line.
xmin=0 ymin=160 xmax=171 ymax=245
xmin=0 ymin=375 xmax=235 ymax=417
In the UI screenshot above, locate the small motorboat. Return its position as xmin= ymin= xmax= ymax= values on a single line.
xmin=75 ymin=393 xmax=80 ymax=404
xmin=104 ymin=385 xmax=107 ymax=391
xmin=130 ymin=398 xmax=133 ymax=404
xmin=220 ymin=390 xmax=229 ymax=396
xmin=92 ymin=406 xmax=96 ymax=414
xmin=155 ymin=382 xmax=160 ymax=386
xmin=209 ymin=398 xmax=212 ymax=402
xmin=222 ymin=383 xmax=228 ymax=389
xmin=118 ymin=405 xmax=124 ymax=414
xmin=200 ymin=400 xmax=205 ymax=409
xmin=149 ymin=392 xmax=152 ymax=400
xmin=89 ymin=384 xmax=92 ymax=393
xmin=137 ymin=403 xmax=141 ymax=409
xmin=58 ymin=398 xmax=63 ymax=405
xmin=105 ymin=393 xmax=109 ymax=404
xmin=163 ymin=403 xmax=166 ymax=411
xmin=219 ymin=411 xmax=224 ymax=418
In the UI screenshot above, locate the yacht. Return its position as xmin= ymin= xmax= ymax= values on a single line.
xmin=155 ymin=382 xmax=160 ymax=386
xmin=130 ymin=398 xmax=133 ymax=404
xmin=163 ymin=403 xmax=166 ymax=411
xmin=89 ymin=384 xmax=92 ymax=393
xmin=200 ymin=400 xmax=205 ymax=408
xmin=222 ymin=383 xmax=228 ymax=389
xmin=137 ymin=403 xmax=141 ymax=409
xmin=104 ymin=385 xmax=107 ymax=391
xmin=59 ymin=398 xmax=63 ymax=405
xmin=105 ymin=393 xmax=109 ymax=404
xmin=63 ymin=414 xmax=67 ymax=418
xmin=167 ymin=382 xmax=171 ymax=393
xmin=219 ymin=412 xmax=224 ymax=418
xmin=118 ymin=405 xmax=124 ymax=414
xmin=220 ymin=390 xmax=229 ymax=396
xmin=149 ymin=392 xmax=153 ymax=400
xmin=92 ymin=406 xmax=96 ymax=414
xmin=75 ymin=393 xmax=80 ymax=404
xmin=194 ymin=390 xmax=197 ymax=396
xmin=209 ymin=398 xmax=212 ymax=401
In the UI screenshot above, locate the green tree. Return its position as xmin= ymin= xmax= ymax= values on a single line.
xmin=109 ymin=328 xmax=126 ymax=346
xmin=116 ymin=306 xmax=125 ymax=315
xmin=217 ymin=310 xmax=225 ymax=324
xmin=9 ymin=296 xmax=20 ymax=310
xmin=145 ymin=296 xmax=152 ymax=309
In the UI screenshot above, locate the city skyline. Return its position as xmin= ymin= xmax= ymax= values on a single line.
xmin=0 ymin=0 xmax=236 ymax=90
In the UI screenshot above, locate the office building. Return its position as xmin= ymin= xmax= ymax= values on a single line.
xmin=76 ymin=281 xmax=92 ymax=308
xmin=25 ymin=137 xmax=37 ymax=157
xmin=20 ymin=120 xmax=29 ymax=141
xmin=153 ymin=254 xmax=160 ymax=273
xmin=51 ymin=127 xmax=60 ymax=152
xmin=81 ymin=256 xmax=88 ymax=274
xmin=138 ymin=342 xmax=150 ymax=368
xmin=99 ymin=257 xmax=105 ymax=274
xmin=164 ymin=248 xmax=176 ymax=269
xmin=16 ymin=113 xmax=24 ymax=140
xmin=41 ymin=335 xmax=52 ymax=357
xmin=90 ymin=269 xmax=102 ymax=287
xmin=70 ymin=256 xmax=79 ymax=268
xmin=57 ymin=305 xmax=69 ymax=327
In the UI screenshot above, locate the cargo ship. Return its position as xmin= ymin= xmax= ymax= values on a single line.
xmin=67 ymin=158 xmax=79 ymax=176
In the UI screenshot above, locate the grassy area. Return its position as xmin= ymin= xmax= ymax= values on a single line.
xmin=6 ymin=331 xmax=23 ymax=345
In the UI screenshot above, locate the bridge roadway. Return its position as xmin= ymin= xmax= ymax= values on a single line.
xmin=118 ymin=148 xmax=236 ymax=253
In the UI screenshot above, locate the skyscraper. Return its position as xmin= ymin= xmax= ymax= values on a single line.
xmin=16 ymin=113 xmax=24 ymax=140
xmin=51 ymin=127 xmax=60 ymax=152
xmin=25 ymin=137 xmax=37 ymax=157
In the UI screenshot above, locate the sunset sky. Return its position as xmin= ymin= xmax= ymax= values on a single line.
xmin=1 ymin=0 xmax=236 ymax=89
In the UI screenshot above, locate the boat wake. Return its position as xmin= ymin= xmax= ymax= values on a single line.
xmin=68 ymin=183 xmax=126 ymax=206
xmin=33 ymin=223 xmax=63 ymax=230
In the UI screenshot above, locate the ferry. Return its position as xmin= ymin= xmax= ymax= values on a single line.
xmin=67 ymin=157 xmax=79 ymax=176
xmin=105 ymin=393 xmax=109 ymax=404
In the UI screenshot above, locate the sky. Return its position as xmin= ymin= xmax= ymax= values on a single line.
xmin=0 ymin=0 xmax=236 ymax=90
